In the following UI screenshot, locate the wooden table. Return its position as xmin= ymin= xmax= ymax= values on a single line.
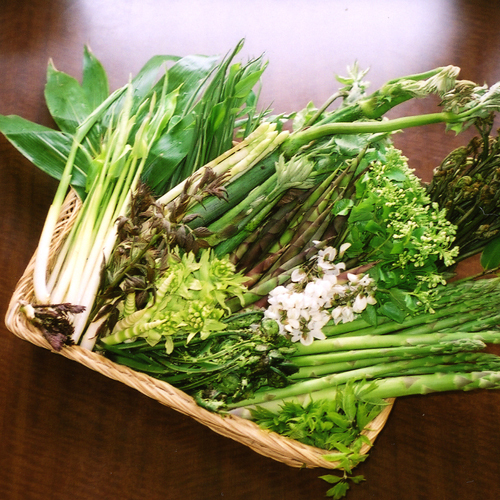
xmin=2 ymin=1 xmax=500 ymax=499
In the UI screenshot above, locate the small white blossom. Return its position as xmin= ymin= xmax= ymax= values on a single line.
xmin=318 ymin=246 xmax=337 ymax=262
xmin=340 ymin=305 xmax=355 ymax=323
xmin=291 ymin=268 xmax=307 ymax=283
xmin=352 ymin=294 xmax=368 ymax=313
xmin=339 ymin=243 xmax=351 ymax=257
xmin=347 ymin=273 xmax=359 ymax=283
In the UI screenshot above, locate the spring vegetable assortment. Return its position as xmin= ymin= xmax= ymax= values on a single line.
xmin=3 ymin=41 xmax=500 ymax=498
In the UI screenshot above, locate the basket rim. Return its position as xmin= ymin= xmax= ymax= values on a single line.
xmin=4 ymin=190 xmax=394 ymax=470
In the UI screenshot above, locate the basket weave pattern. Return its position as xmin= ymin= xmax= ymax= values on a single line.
xmin=5 ymin=191 xmax=394 ymax=470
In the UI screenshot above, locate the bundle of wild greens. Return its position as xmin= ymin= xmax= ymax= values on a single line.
xmin=5 ymin=42 xmax=500 ymax=500
xmin=88 ymin=55 xmax=500 ymax=417
xmin=2 ymin=41 xmax=268 ymax=349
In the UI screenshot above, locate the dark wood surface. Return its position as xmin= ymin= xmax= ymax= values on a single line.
xmin=2 ymin=1 xmax=500 ymax=499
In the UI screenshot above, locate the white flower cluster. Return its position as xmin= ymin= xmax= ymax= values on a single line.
xmin=264 ymin=244 xmax=377 ymax=346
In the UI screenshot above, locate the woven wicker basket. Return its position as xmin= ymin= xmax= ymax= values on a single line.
xmin=5 ymin=190 xmax=394 ymax=470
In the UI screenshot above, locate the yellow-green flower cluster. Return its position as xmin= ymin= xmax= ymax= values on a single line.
xmin=101 ymin=249 xmax=248 ymax=352
xmin=350 ymin=146 xmax=459 ymax=271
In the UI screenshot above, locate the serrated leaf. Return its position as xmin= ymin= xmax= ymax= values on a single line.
xmin=327 ymin=412 xmax=350 ymax=430
xmin=323 ymin=452 xmax=348 ymax=462
xmin=343 ymin=389 xmax=357 ymax=422
xmin=480 ymin=236 xmax=500 ymax=270
xmin=385 ymin=166 xmax=407 ymax=182
xmin=332 ymin=198 xmax=354 ymax=216
xmin=326 ymin=482 xmax=349 ymax=499
xmin=350 ymin=474 xmax=366 ymax=485
xmin=364 ymin=219 xmax=384 ymax=234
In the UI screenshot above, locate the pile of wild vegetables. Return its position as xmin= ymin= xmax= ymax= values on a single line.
xmin=3 ymin=41 xmax=500 ymax=499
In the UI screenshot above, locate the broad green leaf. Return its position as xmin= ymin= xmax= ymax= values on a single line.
xmin=364 ymin=219 xmax=384 ymax=233
xmin=360 ymin=303 xmax=378 ymax=326
xmin=0 ymin=114 xmax=89 ymax=193
xmin=233 ymin=67 xmax=266 ymax=98
xmin=378 ymin=300 xmax=406 ymax=323
xmin=44 ymin=61 xmax=91 ymax=134
xmin=334 ymin=134 xmax=371 ymax=156
xmin=163 ymin=54 xmax=220 ymax=111
xmin=389 ymin=287 xmax=412 ymax=312
xmin=82 ymin=45 xmax=109 ymax=112
xmin=385 ymin=166 xmax=407 ymax=182
xmin=319 ymin=475 xmax=343 ymax=485
xmin=390 ymin=241 xmax=405 ymax=254
xmin=332 ymin=198 xmax=354 ymax=216
xmin=100 ymin=54 xmax=182 ymax=128
xmin=208 ymin=101 xmax=228 ymax=132
xmin=349 ymin=207 xmax=375 ymax=222
xmin=132 ymin=54 xmax=181 ymax=103
xmin=142 ymin=117 xmax=196 ymax=194
xmin=480 ymin=236 xmax=500 ymax=270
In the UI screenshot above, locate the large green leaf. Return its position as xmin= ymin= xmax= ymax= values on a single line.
xmin=378 ymin=300 xmax=406 ymax=323
xmin=132 ymin=54 xmax=180 ymax=103
xmin=44 ymin=61 xmax=91 ymax=134
xmin=149 ymin=53 xmax=220 ymax=115
xmin=95 ymin=51 xmax=216 ymax=134
xmin=233 ymin=67 xmax=266 ymax=99
xmin=142 ymin=116 xmax=196 ymax=194
xmin=82 ymin=45 xmax=109 ymax=112
xmin=480 ymin=236 xmax=500 ymax=270
xmin=99 ymin=54 xmax=182 ymax=130
xmin=0 ymin=114 xmax=89 ymax=192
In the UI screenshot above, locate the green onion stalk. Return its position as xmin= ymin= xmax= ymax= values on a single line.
xmin=35 ymin=80 xmax=179 ymax=348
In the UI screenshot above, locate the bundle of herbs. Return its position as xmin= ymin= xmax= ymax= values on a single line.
xmin=4 ymin=42 xmax=500 ymax=499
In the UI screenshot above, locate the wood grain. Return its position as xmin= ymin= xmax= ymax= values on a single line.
xmin=2 ymin=1 xmax=500 ymax=499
